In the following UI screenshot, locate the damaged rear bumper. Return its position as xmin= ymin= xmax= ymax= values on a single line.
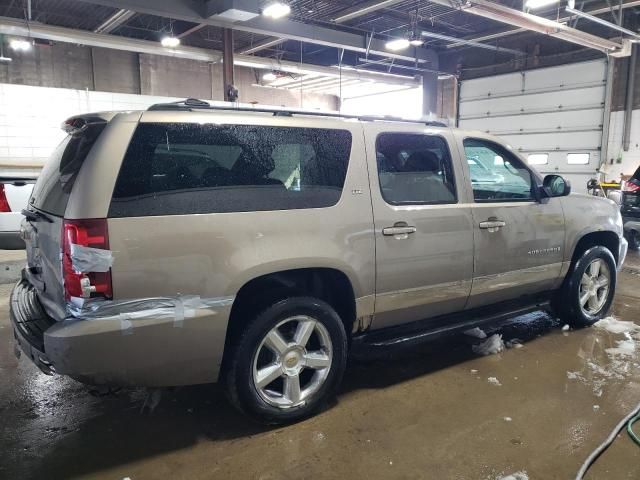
xmin=10 ymin=277 xmax=234 ymax=387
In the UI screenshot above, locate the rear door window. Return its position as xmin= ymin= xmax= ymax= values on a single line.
xmin=375 ymin=133 xmax=457 ymax=205
xmin=109 ymin=123 xmax=353 ymax=217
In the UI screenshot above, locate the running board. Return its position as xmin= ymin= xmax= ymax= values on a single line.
xmin=352 ymin=296 xmax=552 ymax=350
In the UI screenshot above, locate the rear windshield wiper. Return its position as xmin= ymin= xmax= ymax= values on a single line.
xmin=22 ymin=209 xmax=53 ymax=223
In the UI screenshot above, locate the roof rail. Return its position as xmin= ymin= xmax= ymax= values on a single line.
xmin=146 ymin=98 xmax=448 ymax=127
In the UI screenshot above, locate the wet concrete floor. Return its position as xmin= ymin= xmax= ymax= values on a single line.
xmin=1 ymin=252 xmax=640 ymax=480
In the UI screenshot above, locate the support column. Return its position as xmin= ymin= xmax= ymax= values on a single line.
xmin=222 ymin=28 xmax=235 ymax=102
xmin=422 ymin=70 xmax=438 ymax=119
xmin=600 ymin=56 xmax=615 ymax=166
xmin=623 ymin=43 xmax=638 ymax=152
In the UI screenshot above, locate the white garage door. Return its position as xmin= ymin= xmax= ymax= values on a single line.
xmin=458 ymin=59 xmax=607 ymax=192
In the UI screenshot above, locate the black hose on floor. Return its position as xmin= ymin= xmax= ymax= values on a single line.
xmin=575 ymin=401 xmax=640 ymax=480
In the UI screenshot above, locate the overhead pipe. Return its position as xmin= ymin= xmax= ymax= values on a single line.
xmin=93 ymin=9 xmax=135 ymax=34
xmin=426 ymin=0 xmax=622 ymax=53
xmin=446 ymin=0 xmax=640 ymax=49
xmin=623 ymin=44 xmax=638 ymax=151
xmin=565 ymin=6 xmax=640 ymax=40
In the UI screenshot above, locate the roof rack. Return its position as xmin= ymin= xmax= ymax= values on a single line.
xmin=147 ymin=98 xmax=448 ymax=128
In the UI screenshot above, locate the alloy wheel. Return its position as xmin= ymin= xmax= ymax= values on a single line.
xmin=252 ymin=315 xmax=332 ymax=409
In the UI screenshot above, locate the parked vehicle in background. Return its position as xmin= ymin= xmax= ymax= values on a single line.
xmin=621 ymin=166 xmax=640 ymax=250
xmin=10 ymin=99 xmax=628 ymax=424
xmin=0 ymin=177 xmax=36 ymax=249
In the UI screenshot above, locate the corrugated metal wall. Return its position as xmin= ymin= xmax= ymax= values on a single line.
xmin=459 ymin=59 xmax=607 ymax=192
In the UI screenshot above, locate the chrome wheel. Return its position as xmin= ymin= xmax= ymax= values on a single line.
xmin=252 ymin=316 xmax=332 ymax=409
xmin=579 ymin=258 xmax=611 ymax=315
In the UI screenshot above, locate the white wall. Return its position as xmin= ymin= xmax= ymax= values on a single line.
xmin=602 ymin=109 xmax=640 ymax=182
xmin=341 ymin=88 xmax=423 ymax=119
xmin=0 ymin=83 xmax=183 ymax=168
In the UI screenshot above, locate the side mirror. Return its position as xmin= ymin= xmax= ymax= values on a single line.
xmin=542 ymin=174 xmax=571 ymax=198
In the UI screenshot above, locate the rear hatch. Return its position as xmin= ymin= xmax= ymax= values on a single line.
xmin=622 ymin=166 xmax=640 ymax=221
xmin=22 ymin=115 xmax=110 ymax=320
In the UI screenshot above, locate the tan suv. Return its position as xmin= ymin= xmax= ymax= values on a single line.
xmin=11 ymin=99 xmax=628 ymax=424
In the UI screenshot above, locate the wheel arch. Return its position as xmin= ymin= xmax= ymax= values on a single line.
xmin=223 ymin=267 xmax=358 ymax=357
xmin=569 ymin=230 xmax=620 ymax=267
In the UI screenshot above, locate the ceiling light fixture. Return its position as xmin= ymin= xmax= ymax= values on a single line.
xmin=409 ymin=38 xmax=423 ymax=46
xmin=262 ymin=71 xmax=278 ymax=81
xmin=525 ymin=0 xmax=559 ymax=9
xmin=385 ymin=38 xmax=411 ymax=51
xmin=9 ymin=38 xmax=31 ymax=51
xmin=161 ymin=36 xmax=180 ymax=48
xmin=263 ymin=2 xmax=291 ymax=19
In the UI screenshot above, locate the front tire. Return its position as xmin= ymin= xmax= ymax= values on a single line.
xmin=224 ymin=297 xmax=348 ymax=425
xmin=555 ymin=246 xmax=617 ymax=327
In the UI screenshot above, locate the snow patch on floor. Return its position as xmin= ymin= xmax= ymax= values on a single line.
xmin=487 ymin=377 xmax=502 ymax=386
xmin=497 ymin=472 xmax=528 ymax=480
xmin=464 ymin=327 xmax=487 ymax=339
xmin=606 ymin=338 xmax=636 ymax=357
xmin=473 ymin=334 xmax=505 ymax=356
xmin=594 ymin=317 xmax=640 ymax=334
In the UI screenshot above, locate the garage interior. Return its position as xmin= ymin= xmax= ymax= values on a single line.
xmin=0 ymin=0 xmax=639 ymax=479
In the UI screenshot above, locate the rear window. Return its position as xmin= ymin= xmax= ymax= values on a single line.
xmin=108 ymin=123 xmax=353 ymax=217
xmin=30 ymin=124 xmax=106 ymax=216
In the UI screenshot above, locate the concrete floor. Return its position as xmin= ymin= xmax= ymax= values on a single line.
xmin=1 ymin=253 xmax=640 ymax=480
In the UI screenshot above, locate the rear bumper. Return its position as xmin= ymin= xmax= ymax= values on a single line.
xmin=0 ymin=231 xmax=25 ymax=249
xmin=10 ymin=278 xmax=233 ymax=387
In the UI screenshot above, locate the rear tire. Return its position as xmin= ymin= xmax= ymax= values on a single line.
xmin=627 ymin=230 xmax=640 ymax=250
xmin=223 ymin=297 xmax=348 ymax=425
xmin=554 ymin=246 xmax=617 ymax=328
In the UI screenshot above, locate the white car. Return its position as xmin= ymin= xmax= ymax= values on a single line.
xmin=0 ymin=178 xmax=35 ymax=249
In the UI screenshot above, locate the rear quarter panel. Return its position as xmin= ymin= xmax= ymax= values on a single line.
xmin=105 ymin=114 xmax=375 ymax=309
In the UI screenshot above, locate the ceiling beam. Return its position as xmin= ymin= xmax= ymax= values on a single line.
xmin=69 ymin=0 xmax=437 ymax=64
xmin=239 ymin=0 xmax=407 ymax=55
xmin=0 ymin=16 xmax=420 ymax=86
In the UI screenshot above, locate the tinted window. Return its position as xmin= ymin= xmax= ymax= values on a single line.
xmin=109 ymin=123 xmax=352 ymax=217
xmin=30 ymin=123 xmax=106 ymax=216
xmin=376 ymin=133 xmax=456 ymax=205
xmin=463 ymin=138 xmax=534 ymax=202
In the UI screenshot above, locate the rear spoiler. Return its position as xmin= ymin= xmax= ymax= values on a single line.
xmin=61 ymin=112 xmax=118 ymax=135
xmin=0 ymin=177 xmax=37 ymax=184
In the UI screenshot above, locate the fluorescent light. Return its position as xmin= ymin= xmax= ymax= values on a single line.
xmin=9 ymin=39 xmax=31 ymax=52
xmin=161 ymin=36 xmax=180 ymax=48
xmin=385 ymin=38 xmax=411 ymax=51
xmin=263 ymin=2 xmax=291 ymax=19
xmin=262 ymin=72 xmax=277 ymax=81
xmin=409 ymin=39 xmax=423 ymax=46
xmin=525 ymin=0 xmax=559 ymax=9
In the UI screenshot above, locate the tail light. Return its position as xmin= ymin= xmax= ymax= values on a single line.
xmin=62 ymin=218 xmax=112 ymax=301
xmin=0 ymin=184 xmax=11 ymax=212
xmin=624 ymin=181 xmax=640 ymax=193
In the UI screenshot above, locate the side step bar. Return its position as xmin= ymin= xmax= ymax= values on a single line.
xmin=352 ymin=296 xmax=552 ymax=350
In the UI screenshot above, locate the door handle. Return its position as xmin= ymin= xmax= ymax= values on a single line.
xmin=479 ymin=218 xmax=506 ymax=232
xmin=382 ymin=222 xmax=417 ymax=236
